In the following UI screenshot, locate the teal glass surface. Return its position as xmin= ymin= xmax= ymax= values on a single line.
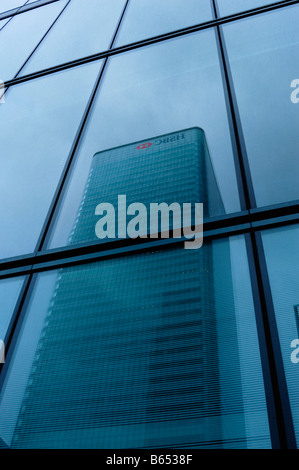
xmin=217 ymin=0 xmax=283 ymax=16
xmin=0 ymin=237 xmax=271 ymax=448
xmin=0 ymin=61 xmax=101 ymax=260
xmin=0 ymin=0 xmax=66 ymax=81
xmin=0 ymin=276 xmax=25 ymax=343
xmin=223 ymin=5 xmax=299 ymax=207
xmin=0 ymin=0 xmax=27 ymax=12
xmin=20 ymin=0 xmax=126 ymax=75
xmin=262 ymin=225 xmax=299 ymax=446
xmin=48 ymin=30 xmax=240 ymax=250
xmin=68 ymin=128 xmax=223 ymax=246
xmin=114 ymin=0 xmax=212 ymax=46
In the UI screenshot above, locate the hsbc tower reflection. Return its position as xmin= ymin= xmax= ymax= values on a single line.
xmin=12 ymin=128 xmax=245 ymax=448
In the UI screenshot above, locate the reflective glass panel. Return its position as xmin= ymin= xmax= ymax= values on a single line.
xmin=20 ymin=0 xmax=126 ymax=75
xmin=0 ymin=61 xmax=102 ymax=260
xmin=0 ymin=276 xmax=25 ymax=343
xmin=115 ymin=0 xmax=212 ymax=46
xmin=0 ymin=236 xmax=271 ymax=448
xmin=223 ymin=5 xmax=299 ymax=207
xmin=49 ymin=30 xmax=241 ymax=250
xmin=0 ymin=0 xmax=66 ymax=82
xmin=217 ymin=0 xmax=283 ymax=16
xmin=262 ymin=224 xmax=299 ymax=446
xmin=0 ymin=0 xmax=26 ymax=12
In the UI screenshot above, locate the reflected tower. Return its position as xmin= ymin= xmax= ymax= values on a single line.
xmin=12 ymin=128 xmax=245 ymax=448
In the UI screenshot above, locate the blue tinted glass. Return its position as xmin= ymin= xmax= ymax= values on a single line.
xmin=223 ymin=5 xmax=299 ymax=207
xmin=20 ymin=0 xmax=126 ymax=75
xmin=217 ymin=0 xmax=283 ymax=16
xmin=66 ymin=128 xmax=224 ymax=247
xmin=0 ymin=61 xmax=101 ymax=260
xmin=262 ymin=225 xmax=299 ymax=446
xmin=49 ymin=30 xmax=240 ymax=250
xmin=0 ymin=0 xmax=66 ymax=82
xmin=115 ymin=0 xmax=212 ymax=46
xmin=0 ymin=276 xmax=25 ymax=343
xmin=0 ymin=0 xmax=27 ymax=13
xmin=0 ymin=237 xmax=271 ymax=448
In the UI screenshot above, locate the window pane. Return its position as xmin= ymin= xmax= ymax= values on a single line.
xmin=217 ymin=0 xmax=283 ymax=16
xmin=49 ymin=30 xmax=241 ymax=250
xmin=20 ymin=0 xmax=126 ymax=75
xmin=0 ymin=236 xmax=271 ymax=448
xmin=115 ymin=0 xmax=212 ymax=46
xmin=0 ymin=0 xmax=66 ymax=82
xmin=0 ymin=18 xmax=6 ymax=29
xmin=0 ymin=0 xmax=26 ymax=13
xmin=0 ymin=276 xmax=25 ymax=343
xmin=262 ymin=224 xmax=299 ymax=446
xmin=223 ymin=5 xmax=299 ymax=207
xmin=0 ymin=61 xmax=102 ymax=260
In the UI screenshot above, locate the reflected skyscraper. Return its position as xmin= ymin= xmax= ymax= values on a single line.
xmin=12 ymin=128 xmax=245 ymax=448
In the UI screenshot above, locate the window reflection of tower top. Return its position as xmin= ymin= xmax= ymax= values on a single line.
xmin=69 ymin=127 xmax=224 ymax=246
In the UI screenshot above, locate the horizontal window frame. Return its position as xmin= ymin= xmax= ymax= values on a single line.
xmin=1 ymin=0 xmax=298 ymax=88
xmin=0 ymin=203 xmax=297 ymax=280
xmin=0 ymin=0 xmax=61 ymax=19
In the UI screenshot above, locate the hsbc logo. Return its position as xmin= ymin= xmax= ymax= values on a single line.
xmin=136 ymin=142 xmax=153 ymax=150
xmin=136 ymin=133 xmax=185 ymax=150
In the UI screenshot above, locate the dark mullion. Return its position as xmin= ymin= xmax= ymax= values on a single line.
xmin=35 ymin=0 xmax=131 ymax=253
xmin=246 ymin=231 xmax=297 ymax=448
xmin=212 ymin=0 xmax=256 ymax=210
xmin=0 ymin=211 xmax=299 ymax=280
xmin=0 ymin=0 xmax=72 ymax=103
xmin=213 ymin=0 xmax=296 ymax=449
xmin=0 ymin=273 xmax=35 ymax=392
xmin=0 ymin=205 xmax=298 ymax=279
xmin=244 ymin=233 xmax=281 ymax=448
xmin=0 ymin=0 xmax=60 ymax=20
xmin=0 ymin=0 xmax=131 ymax=391
xmin=12 ymin=0 xmax=72 ymax=80
xmin=0 ymin=0 xmax=30 ymax=30
xmin=2 ymin=0 xmax=299 ymax=89
xmin=211 ymin=0 xmax=297 ymax=450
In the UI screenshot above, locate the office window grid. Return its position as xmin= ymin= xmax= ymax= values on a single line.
xmin=0 ymin=0 xmax=298 ymax=449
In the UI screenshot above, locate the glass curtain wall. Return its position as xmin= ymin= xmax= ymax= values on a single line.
xmin=0 ymin=0 xmax=298 ymax=450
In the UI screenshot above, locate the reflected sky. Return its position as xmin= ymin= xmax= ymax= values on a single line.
xmin=49 ymin=29 xmax=240 ymax=249
xmin=0 ymin=0 xmax=27 ymax=13
xmin=0 ymin=61 xmax=101 ymax=260
xmin=20 ymin=0 xmax=126 ymax=76
xmin=217 ymin=0 xmax=283 ymax=16
xmin=223 ymin=4 xmax=299 ymax=206
xmin=0 ymin=0 xmax=67 ymax=82
xmin=115 ymin=0 xmax=212 ymax=47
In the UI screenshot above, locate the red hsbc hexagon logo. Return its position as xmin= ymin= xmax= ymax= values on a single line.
xmin=136 ymin=142 xmax=152 ymax=150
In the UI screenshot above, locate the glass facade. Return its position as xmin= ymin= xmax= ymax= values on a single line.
xmin=0 ymin=239 xmax=270 ymax=449
xmin=0 ymin=0 xmax=298 ymax=450
xmin=223 ymin=4 xmax=299 ymax=207
xmin=216 ymin=0 xmax=284 ymax=16
xmin=114 ymin=0 xmax=212 ymax=46
xmin=0 ymin=1 xmax=67 ymax=81
xmin=0 ymin=60 xmax=102 ymax=259
xmin=262 ymin=225 xmax=299 ymax=446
